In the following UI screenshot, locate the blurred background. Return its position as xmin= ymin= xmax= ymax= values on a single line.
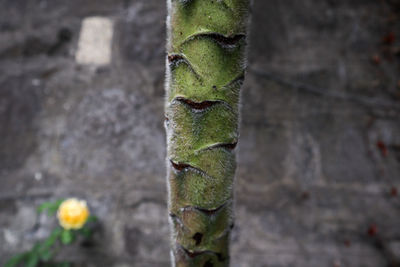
xmin=1 ymin=0 xmax=400 ymax=266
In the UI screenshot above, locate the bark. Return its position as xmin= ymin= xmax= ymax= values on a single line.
xmin=165 ymin=0 xmax=250 ymax=266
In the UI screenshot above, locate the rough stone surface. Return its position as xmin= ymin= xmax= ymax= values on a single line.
xmin=0 ymin=0 xmax=399 ymax=266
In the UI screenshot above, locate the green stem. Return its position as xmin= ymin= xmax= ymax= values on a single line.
xmin=165 ymin=0 xmax=250 ymax=266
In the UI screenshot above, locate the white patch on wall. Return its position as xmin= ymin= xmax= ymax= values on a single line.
xmin=75 ymin=17 xmax=114 ymax=66
xmin=3 ymin=229 xmax=18 ymax=247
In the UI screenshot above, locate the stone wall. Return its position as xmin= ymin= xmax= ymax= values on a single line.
xmin=0 ymin=0 xmax=399 ymax=266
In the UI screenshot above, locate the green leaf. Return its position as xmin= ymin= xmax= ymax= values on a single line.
xmin=60 ymin=230 xmax=75 ymax=245
xmin=31 ymin=243 xmax=41 ymax=253
xmin=37 ymin=228 xmax=62 ymax=260
xmin=47 ymin=199 xmax=64 ymax=215
xmin=87 ymin=215 xmax=98 ymax=223
xmin=78 ymin=226 xmax=92 ymax=238
xmin=37 ymin=199 xmax=64 ymax=215
xmin=54 ymin=199 xmax=64 ymax=207
xmin=4 ymin=252 xmax=29 ymax=267
xmin=26 ymin=253 xmax=39 ymax=267
xmin=40 ymin=250 xmax=53 ymax=261
xmin=42 ymin=228 xmax=62 ymax=249
xmin=37 ymin=202 xmax=53 ymax=213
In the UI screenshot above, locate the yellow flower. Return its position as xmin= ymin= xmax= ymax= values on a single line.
xmin=57 ymin=198 xmax=90 ymax=230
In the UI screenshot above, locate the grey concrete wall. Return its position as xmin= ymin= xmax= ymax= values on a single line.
xmin=0 ymin=0 xmax=399 ymax=266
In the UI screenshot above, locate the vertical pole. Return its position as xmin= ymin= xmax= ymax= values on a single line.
xmin=165 ymin=0 xmax=250 ymax=266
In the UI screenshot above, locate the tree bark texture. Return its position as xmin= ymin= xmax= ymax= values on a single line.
xmin=165 ymin=0 xmax=250 ymax=266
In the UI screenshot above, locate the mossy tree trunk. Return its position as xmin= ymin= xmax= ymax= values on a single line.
xmin=165 ymin=0 xmax=250 ymax=266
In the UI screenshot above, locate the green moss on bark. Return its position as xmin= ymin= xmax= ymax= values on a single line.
xmin=165 ymin=0 xmax=250 ymax=266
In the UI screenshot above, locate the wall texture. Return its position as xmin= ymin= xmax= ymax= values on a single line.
xmin=0 ymin=0 xmax=399 ymax=266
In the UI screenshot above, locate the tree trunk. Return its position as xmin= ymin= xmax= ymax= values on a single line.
xmin=165 ymin=0 xmax=250 ymax=266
